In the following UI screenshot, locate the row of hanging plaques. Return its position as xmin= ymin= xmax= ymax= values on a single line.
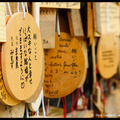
xmin=0 ymin=2 xmax=85 ymax=118
xmin=0 ymin=2 xmax=119 ymax=118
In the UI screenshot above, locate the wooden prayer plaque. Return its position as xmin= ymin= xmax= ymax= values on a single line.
xmin=0 ymin=2 xmax=6 ymax=42
xmin=2 ymin=12 xmax=44 ymax=100
xmin=0 ymin=16 xmax=20 ymax=106
xmin=43 ymin=32 xmax=85 ymax=98
xmin=81 ymin=2 xmax=93 ymax=45
xmin=0 ymin=102 xmax=25 ymax=118
xmin=97 ymin=34 xmax=119 ymax=79
xmin=94 ymin=3 xmax=119 ymax=37
xmin=40 ymin=8 xmax=56 ymax=49
xmin=93 ymin=2 xmax=101 ymax=35
xmin=67 ymin=9 xmax=84 ymax=37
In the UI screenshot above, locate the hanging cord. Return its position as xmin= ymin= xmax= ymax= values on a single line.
xmin=17 ymin=2 xmax=19 ymax=12
xmin=36 ymin=109 xmax=39 ymax=118
xmin=44 ymin=97 xmax=47 ymax=113
xmin=41 ymin=88 xmax=46 ymax=118
xmin=39 ymin=3 xmax=41 ymax=29
xmin=5 ymin=3 xmax=7 ymax=16
xmin=57 ymin=9 xmax=60 ymax=36
xmin=72 ymin=88 xmax=81 ymax=110
xmin=57 ymin=98 xmax=61 ymax=108
xmin=106 ymin=2 xmax=110 ymax=34
xmin=21 ymin=2 xmax=26 ymax=19
xmin=47 ymin=99 xmax=50 ymax=116
xmin=90 ymin=95 xmax=93 ymax=110
xmin=25 ymin=2 xmax=28 ymax=13
xmin=7 ymin=2 xmax=12 ymax=16
xmin=25 ymin=104 xmax=29 ymax=118
xmin=62 ymin=97 xmax=67 ymax=118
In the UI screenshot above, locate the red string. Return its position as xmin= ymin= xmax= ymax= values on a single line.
xmin=64 ymin=97 xmax=66 ymax=118
xmin=62 ymin=97 xmax=66 ymax=118
xmin=34 ymin=112 xmax=36 ymax=115
xmin=96 ymin=64 xmax=98 ymax=74
xmin=85 ymin=97 xmax=89 ymax=107
xmin=44 ymin=97 xmax=47 ymax=113
xmin=96 ymin=81 xmax=98 ymax=87
xmin=73 ymin=89 xmax=81 ymax=110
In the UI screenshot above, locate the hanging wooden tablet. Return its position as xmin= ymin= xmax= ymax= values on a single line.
xmin=78 ymin=39 xmax=88 ymax=88
xmin=67 ymin=9 xmax=84 ymax=37
xmin=43 ymin=32 xmax=85 ymax=98
xmin=28 ymin=89 xmax=42 ymax=112
xmin=2 ymin=12 xmax=44 ymax=101
xmin=0 ymin=16 xmax=20 ymax=106
xmin=40 ymin=8 xmax=56 ymax=49
xmin=40 ymin=2 xmax=81 ymax=9
xmin=97 ymin=34 xmax=119 ymax=79
xmin=94 ymin=3 xmax=119 ymax=37
xmin=0 ymin=102 xmax=25 ymax=118
xmin=87 ymin=2 xmax=94 ymax=45
xmin=93 ymin=2 xmax=101 ymax=35
xmin=0 ymin=3 xmax=6 ymax=42
xmin=81 ymin=2 xmax=93 ymax=45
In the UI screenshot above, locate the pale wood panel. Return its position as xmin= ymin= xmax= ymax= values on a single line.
xmin=94 ymin=3 xmax=119 ymax=37
xmin=40 ymin=8 xmax=56 ymax=49
xmin=67 ymin=9 xmax=84 ymax=37
xmin=39 ymin=2 xmax=81 ymax=9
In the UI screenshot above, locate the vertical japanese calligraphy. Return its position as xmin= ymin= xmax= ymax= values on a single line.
xmin=2 ymin=12 xmax=44 ymax=100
